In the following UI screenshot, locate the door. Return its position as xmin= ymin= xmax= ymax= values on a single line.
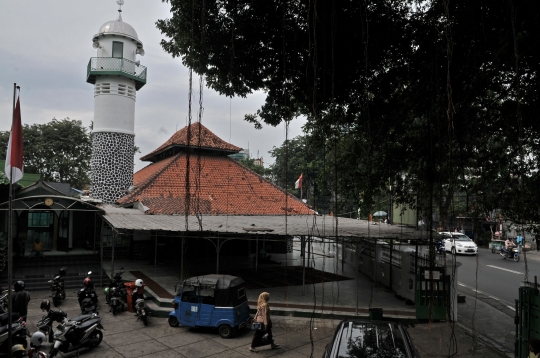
xmin=178 ymin=289 xmax=199 ymax=327
xmin=27 ymin=211 xmax=54 ymax=251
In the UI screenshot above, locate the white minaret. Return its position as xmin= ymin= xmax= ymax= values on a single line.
xmin=87 ymin=1 xmax=146 ymax=203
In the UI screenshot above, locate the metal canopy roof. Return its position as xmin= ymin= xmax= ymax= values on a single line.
xmin=101 ymin=205 xmax=419 ymax=238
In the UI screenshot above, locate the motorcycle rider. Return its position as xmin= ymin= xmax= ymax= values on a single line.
xmin=503 ymin=237 xmax=516 ymax=256
xmin=12 ymin=280 xmax=30 ymax=321
xmin=132 ymin=279 xmax=145 ymax=312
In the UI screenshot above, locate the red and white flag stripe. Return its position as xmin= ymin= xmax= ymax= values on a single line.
xmin=295 ymin=174 xmax=303 ymax=189
xmin=5 ymin=91 xmax=23 ymax=183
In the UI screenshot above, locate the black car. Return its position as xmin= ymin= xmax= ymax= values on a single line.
xmin=323 ymin=319 xmax=419 ymax=358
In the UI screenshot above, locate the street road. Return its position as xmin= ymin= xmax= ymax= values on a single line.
xmin=451 ymin=247 xmax=540 ymax=307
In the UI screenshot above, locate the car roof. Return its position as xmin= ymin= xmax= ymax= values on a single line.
xmin=330 ymin=320 xmax=414 ymax=357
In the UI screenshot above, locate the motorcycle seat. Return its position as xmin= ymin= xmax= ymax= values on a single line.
xmin=0 ymin=323 xmax=19 ymax=335
xmin=70 ymin=313 xmax=93 ymax=323
xmin=0 ymin=313 xmax=19 ymax=326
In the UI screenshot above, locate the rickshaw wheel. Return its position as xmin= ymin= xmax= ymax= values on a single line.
xmin=219 ymin=324 xmax=233 ymax=339
xmin=168 ymin=316 xmax=180 ymax=327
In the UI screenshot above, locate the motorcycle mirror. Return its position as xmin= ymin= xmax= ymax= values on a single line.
xmin=88 ymin=271 xmax=92 ymax=276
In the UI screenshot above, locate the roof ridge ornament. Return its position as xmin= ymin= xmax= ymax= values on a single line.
xmin=116 ymin=0 xmax=124 ymax=21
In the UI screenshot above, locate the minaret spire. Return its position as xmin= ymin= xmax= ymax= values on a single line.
xmin=117 ymin=0 xmax=124 ymax=21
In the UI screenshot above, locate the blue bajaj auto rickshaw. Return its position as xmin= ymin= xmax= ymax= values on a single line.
xmin=168 ymin=274 xmax=251 ymax=338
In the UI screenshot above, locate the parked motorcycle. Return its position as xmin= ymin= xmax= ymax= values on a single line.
xmin=0 ymin=316 xmax=31 ymax=351
xmin=77 ymin=271 xmax=98 ymax=314
xmin=500 ymin=246 xmax=520 ymax=262
xmin=108 ymin=287 xmax=126 ymax=316
xmin=38 ymin=307 xmax=97 ymax=344
xmin=36 ymin=299 xmax=68 ymax=342
xmin=105 ymin=267 xmax=125 ymax=304
xmin=0 ymin=290 xmax=11 ymax=314
xmin=49 ymin=267 xmax=67 ymax=307
xmin=134 ymin=298 xmax=151 ymax=326
xmin=48 ymin=314 xmax=103 ymax=358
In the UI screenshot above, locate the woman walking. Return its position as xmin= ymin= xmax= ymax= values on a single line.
xmin=250 ymin=292 xmax=280 ymax=353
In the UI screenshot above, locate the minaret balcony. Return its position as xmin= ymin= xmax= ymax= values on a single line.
xmin=86 ymin=57 xmax=146 ymax=90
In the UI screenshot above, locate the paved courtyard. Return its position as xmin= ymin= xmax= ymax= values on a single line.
xmin=25 ymin=291 xmax=336 ymax=358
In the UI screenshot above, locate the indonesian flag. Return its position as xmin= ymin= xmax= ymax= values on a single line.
xmin=295 ymin=174 xmax=303 ymax=189
xmin=5 ymin=91 xmax=23 ymax=183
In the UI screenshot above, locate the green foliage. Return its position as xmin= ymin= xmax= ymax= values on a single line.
xmin=236 ymin=158 xmax=268 ymax=177
xmin=159 ymin=1 xmax=540 ymax=227
xmin=0 ymin=118 xmax=92 ymax=188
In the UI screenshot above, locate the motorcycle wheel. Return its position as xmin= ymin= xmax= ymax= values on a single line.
xmin=87 ymin=330 xmax=103 ymax=348
xmin=112 ymin=305 xmax=116 ymax=316
xmin=515 ymin=255 xmax=520 ymax=262
xmin=168 ymin=316 xmax=179 ymax=327
xmin=451 ymin=247 xmax=456 ymax=255
xmin=142 ymin=314 xmax=148 ymax=326
xmin=53 ymin=296 xmax=60 ymax=307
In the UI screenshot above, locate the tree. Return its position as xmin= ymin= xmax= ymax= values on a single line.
xmin=158 ymin=1 xmax=540 ymax=229
xmin=237 ymin=158 xmax=268 ymax=177
xmin=0 ymin=118 xmax=92 ymax=188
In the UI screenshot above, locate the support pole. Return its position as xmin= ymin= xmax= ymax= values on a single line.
xmin=255 ymin=234 xmax=259 ymax=273
xmin=111 ymin=230 xmax=115 ymax=283
xmin=302 ymin=236 xmax=305 ymax=295
xmin=307 ymin=235 xmax=311 ymax=269
xmin=7 ymin=83 xmax=18 ymax=355
xmin=356 ymin=242 xmax=359 ymax=315
xmin=100 ymin=221 xmax=104 ymax=288
xmin=389 ymin=238 xmax=393 ymax=291
xmin=180 ymin=237 xmax=184 ymax=281
xmin=216 ymin=238 xmax=220 ymax=274
xmin=154 ymin=234 xmax=157 ymax=268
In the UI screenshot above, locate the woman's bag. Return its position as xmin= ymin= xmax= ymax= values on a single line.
xmin=251 ymin=321 xmax=264 ymax=331
xmin=251 ymin=308 xmax=264 ymax=330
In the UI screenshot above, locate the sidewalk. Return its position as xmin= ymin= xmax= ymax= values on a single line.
xmin=101 ymin=246 xmax=513 ymax=357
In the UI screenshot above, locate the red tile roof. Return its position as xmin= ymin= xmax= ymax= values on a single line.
xmin=140 ymin=122 xmax=241 ymax=162
xmin=118 ymin=153 xmax=313 ymax=216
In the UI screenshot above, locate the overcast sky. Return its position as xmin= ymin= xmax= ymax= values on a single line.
xmin=0 ymin=1 xmax=305 ymax=171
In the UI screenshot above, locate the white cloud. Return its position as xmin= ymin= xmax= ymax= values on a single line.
xmin=0 ymin=1 xmax=306 ymax=173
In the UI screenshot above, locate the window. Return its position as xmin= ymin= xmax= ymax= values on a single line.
xmin=28 ymin=212 xmax=53 ymax=228
xmin=112 ymin=41 xmax=123 ymax=58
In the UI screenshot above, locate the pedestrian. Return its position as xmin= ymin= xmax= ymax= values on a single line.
xmin=529 ymin=337 xmax=540 ymax=358
xmin=12 ymin=280 xmax=30 ymax=321
xmin=250 ymin=292 xmax=280 ymax=353
xmin=31 ymin=237 xmax=44 ymax=258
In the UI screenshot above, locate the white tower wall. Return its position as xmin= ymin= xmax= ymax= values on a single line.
xmin=88 ymin=15 xmax=146 ymax=204
xmin=93 ymin=76 xmax=136 ymax=135
xmin=95 ymin=37 xmax=138 ymax=62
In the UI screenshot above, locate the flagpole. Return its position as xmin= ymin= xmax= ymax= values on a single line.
xmin=7 ymin=83 xmax=17 ymax=356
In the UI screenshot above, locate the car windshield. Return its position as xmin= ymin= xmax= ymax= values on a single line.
xmin=453 ymin=235 xmax=472 ymax=241
xmin=336 ymin=322 xmax=409 ymax=358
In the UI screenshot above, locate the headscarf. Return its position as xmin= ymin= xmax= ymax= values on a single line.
xmin=257 ymin=292 xmax=270 ymax=309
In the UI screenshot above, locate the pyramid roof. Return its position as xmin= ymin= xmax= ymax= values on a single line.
xmin=140 ymin=122 xmax=241 ymax=162
xmin=118 ymin=152 xmax=313 ymax=215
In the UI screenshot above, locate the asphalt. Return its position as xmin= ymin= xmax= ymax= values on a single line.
xmin=11 ymin=241 xmax=534 ymax=356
